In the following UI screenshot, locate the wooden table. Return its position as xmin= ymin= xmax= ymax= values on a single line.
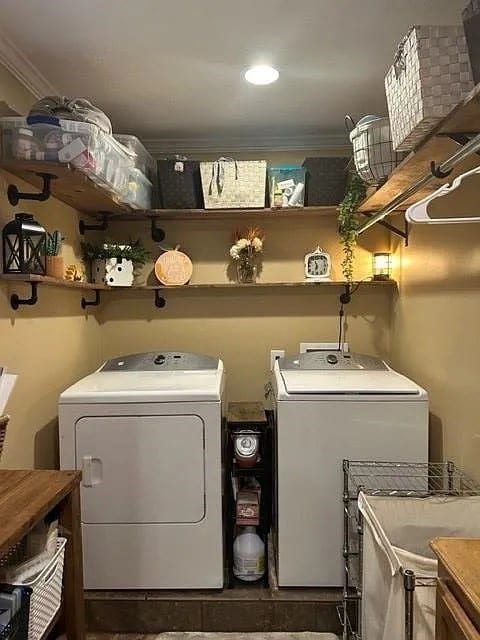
xmin=431 ymin=538 xmax=480 ymax=640
xmin=0 ymin=470 xmax=85 ymax=640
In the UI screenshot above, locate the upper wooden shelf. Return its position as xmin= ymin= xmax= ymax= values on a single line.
xmin=0 ymin=159 xmax=133 ymax=214
xmin=359 ymin=82 xmax=480 ymax=214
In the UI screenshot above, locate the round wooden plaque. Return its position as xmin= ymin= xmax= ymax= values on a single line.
xmin=155 ymin=249 xmax=193 ymax=286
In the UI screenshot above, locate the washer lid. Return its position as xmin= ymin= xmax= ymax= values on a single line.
xmin=59 ymin=354 xmax=224 ymax=403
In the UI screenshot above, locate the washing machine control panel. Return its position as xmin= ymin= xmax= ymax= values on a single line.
xmin=279 ymin=351 xmax=388 ymax=371
xmin=101 ymin=351 xmax=219 ymax=371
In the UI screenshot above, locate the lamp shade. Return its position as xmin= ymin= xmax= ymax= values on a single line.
xmin=372 ymin=252 xmax=392 ymax=280
xmin=2 ymin=213 xmax=46 ymax=275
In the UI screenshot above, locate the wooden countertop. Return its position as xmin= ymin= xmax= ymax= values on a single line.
xmin=431 ymin=538 xmax=480 ymax=630
xmin=0 ymin=469 xmax=81 ymax=556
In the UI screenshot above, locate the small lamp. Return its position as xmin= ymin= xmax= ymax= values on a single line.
xmin=372 ymin=252 xmax=392 ymax=280
xmin=2 ymin=213 xmax=47 ymax=275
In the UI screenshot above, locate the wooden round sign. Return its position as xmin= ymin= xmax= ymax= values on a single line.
xmin=155 ymin=247 xmax=193 ymax=286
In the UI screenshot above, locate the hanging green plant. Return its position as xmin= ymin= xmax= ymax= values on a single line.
xmin=338 ymin=173 xmax=367 ymax=282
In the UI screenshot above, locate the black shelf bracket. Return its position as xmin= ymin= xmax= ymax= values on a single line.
xmin=8 ymin=173 xmax=56 ymax=206
xmin=151 ymin=218 xmax=165 ymax=243
xmin=10 ymin=282 xmax=38 ymax=310
xmin=79 ymin=215 xmax=109 ymax=235
xmin=359 ymin=212 xmax=409 ymax=246
xmin=430 ymin=160 xmax=453 ymax=180
xmin=81 ymin=290 xmax=101 ymax=309
xmin=154 ymin=290 xmax=166 ymax=309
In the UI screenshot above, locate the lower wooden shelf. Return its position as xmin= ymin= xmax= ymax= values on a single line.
xmin=1 ymin=273 xmax=396 ymax=291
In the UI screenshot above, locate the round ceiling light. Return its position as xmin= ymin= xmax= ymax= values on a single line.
xmin=244 ymin=65 xmax=279 ymax=85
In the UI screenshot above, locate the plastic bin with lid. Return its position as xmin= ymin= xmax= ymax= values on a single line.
xmin=114 ymin=134 xmax=156 ymax=184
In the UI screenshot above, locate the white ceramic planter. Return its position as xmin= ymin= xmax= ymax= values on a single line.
xmin=92 ymin=258 xmax=134 ymax=287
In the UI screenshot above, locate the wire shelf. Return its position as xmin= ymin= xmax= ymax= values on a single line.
xmin=346 ymin=461 xmax=480 ymax=497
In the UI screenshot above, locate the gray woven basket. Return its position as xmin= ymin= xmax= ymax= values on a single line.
xmin=463 ymin=0 xmax=480 ymax=84
xmin=303 ymin=157 xmax=349 ymax=205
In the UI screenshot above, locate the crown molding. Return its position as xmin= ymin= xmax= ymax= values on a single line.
xmin=0 ymin=27 xmax=59 ymax=99
xmin=143 ymin=133 xmax=350 ymax=156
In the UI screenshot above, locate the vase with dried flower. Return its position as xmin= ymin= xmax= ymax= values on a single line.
xmin=229 ymin=226 xmax=264 ymax=284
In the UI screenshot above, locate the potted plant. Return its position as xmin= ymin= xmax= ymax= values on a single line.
xmin=338 ymin=172 xmax=366 ymax=282
xmin=81 ymin=239 xmax=149 ymax=287
xmin=46 ymin=230 xmax=64 ymax=279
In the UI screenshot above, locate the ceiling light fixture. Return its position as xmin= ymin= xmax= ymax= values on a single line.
xmin=245 ymin=65 xmax=279 ymax=85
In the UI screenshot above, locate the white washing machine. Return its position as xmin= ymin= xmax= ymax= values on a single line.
xmin=271 ymin=351 xmax=428 ymax=588
xmin=59 ymin=351 xmax=225 ymax=590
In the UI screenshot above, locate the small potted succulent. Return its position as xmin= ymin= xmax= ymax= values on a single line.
xmin=45 ymin=230 xmax=64 ymax=279
xmin=81 ymin=239 xmax=149 ymax=287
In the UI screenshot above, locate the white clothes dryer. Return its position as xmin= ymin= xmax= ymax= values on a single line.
xmin=59 ymin=351 xmax=225 ymax=589
xmin=271 ymin=351 xmax=428 ymax=588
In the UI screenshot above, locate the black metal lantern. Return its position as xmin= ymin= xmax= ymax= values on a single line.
xmin=2 ymin=213 xmax=46 ymax=275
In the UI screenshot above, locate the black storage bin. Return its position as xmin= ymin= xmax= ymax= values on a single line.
xmin=463 ymin=1 xmax=480 ymax=84
xmin=302 ymin=157 xmax=349 ymax=206
xmin=0 ymin=585 xmax=31 ymax=640
xmin=157 ymin=159 xmax=204 ymax=209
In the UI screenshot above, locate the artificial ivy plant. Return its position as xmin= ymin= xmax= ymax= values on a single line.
xmin=338 ymin=172 xmax=367 ymax=282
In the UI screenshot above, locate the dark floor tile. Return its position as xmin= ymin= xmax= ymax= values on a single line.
xmin=201 ymin=601 xmax=274 ymax=632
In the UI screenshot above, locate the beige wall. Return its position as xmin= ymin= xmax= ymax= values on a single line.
xmin=0 ymin=71 xmax=102 ymax=469
xmin=100 ymin=219 xmax=392 ymax=401
xmin=389 ymin=176 xmax=480 ymax=480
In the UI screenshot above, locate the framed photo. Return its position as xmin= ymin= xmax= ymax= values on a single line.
xmin=304 ymin=247 xmax=331 ymax=281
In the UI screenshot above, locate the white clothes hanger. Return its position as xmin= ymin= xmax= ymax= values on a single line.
xmin=406 ymin=165 xmax=480 ymax=224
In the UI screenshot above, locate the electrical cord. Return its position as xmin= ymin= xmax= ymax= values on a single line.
xmin=337 ymin=277 xmax=373 ymax=350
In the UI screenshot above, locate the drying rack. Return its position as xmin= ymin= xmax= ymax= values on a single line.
xmin=341 ymin=460 xmax=480 ymax=640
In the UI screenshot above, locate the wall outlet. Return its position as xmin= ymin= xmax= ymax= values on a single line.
xmin=270 ymin=349 xmax=285 ymax=370
xmin=300 ymin=342 xmax=349 ymax=353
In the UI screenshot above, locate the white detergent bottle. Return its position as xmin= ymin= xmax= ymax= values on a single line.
xmin=233 ymin=526 xmax=265 ymax=582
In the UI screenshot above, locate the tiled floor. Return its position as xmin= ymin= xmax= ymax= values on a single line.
xmin=87 ymin=634 xmax=339 ymax=640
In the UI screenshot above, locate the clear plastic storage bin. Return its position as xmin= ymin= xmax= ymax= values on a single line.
xmin=114 ymin=134 xmax=156 ymax=184
xmin=268 ymin=166 xmax=306 ymax=208
xmin=0 ymin=116 xmax=152 ymax=209
xmin=121 ymin=168 xmax=152 ymax=210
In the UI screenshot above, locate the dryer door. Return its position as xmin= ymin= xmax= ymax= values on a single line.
xmin=75 ymin=414 xmax=205 ymax=524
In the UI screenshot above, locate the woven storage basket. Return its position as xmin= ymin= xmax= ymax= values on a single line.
xmin=385 ymin=25 xmax=474 ymax=152
xmin=463 ymin=1 xmax=480 ymax=84
xmin=0 ymin=415 xmax=8 ymax=462
xmin=303 ymin=157 xmax=349 ymax=205
xmin=158 ymin=159 xmax=204 ymax=209
xmin=200 ymin=159 xmax=267 ymax=209
xmin=15 ymin=538 xmax=66 ymax=640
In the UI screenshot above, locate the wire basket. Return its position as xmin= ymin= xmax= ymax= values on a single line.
xmin=346 ymin=115 xmax=403 ymax=186
xmin=0 ymin=585 xmax=31 ymax=640
xmin=0 ymin=416 xmax=8 ymax=462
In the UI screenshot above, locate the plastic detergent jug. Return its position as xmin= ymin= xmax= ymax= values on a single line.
xmin=233 ymin=526 xmax=265 ymax=582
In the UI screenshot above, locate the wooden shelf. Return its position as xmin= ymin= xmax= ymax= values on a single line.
xmin=1 ymin=273 xmax=395 ymax=292
xmin=359 ymin=82 xmax=480 ymax=214
xmin=107 ymin=206 xmax=339 ymax=221
xmin=0 ymin=159 xmax=132 ymax=214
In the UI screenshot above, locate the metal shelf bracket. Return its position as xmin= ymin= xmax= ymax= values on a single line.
xmin=81 ymin=290 xmax=101 ymax=309
xmin=154 ymin=290 xmax=166 ymax=309
xmin=79 ymin=215 xmax=109 ymax=235
xmin=8 ymin=173 xmax=56 ymax=206
xmin=10 ymin=282 xmax=38 ymax=310
xmin=151 ymin=218 xmax=165 ymax=243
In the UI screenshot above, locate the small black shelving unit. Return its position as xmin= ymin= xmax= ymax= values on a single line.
xmin=225 ymin=403 xmax=273 ymax=588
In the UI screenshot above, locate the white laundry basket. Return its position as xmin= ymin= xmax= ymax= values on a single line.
xmin=16 ymin=537 xmax=67 ymax=640
xmin=358 ymin=492 xmax=480 ymax=640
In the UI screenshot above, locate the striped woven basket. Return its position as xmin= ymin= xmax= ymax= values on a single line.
xmin=0 ymin=415 xmax=9 ymax=461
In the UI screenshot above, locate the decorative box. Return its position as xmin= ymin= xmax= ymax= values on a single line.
xmin=463 ymin=1 xmax=480 ymax=84
xmin=385 ymin=25 xmax=474 ymax=152
xmin=302 ymin=157 xmax=349 ymax=205
xmin=200 ymin=159 xmax=267 ymax=209
xmin=158 ymin=159 xmax=204 ymax=209
xmin=268 ymin=166 xmax=305 ymax=208
xmin=236 ymin=490 xmax=260 ymax=526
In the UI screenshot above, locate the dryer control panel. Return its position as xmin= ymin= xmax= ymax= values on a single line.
xmin=279 ymin=351 xmax=388 ymax=371
xmin=101 ymin=351 xmax=219 ymax=371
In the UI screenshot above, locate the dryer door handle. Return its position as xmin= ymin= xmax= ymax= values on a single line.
xmin=82 ymin=455 xmax=103 ymax=487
